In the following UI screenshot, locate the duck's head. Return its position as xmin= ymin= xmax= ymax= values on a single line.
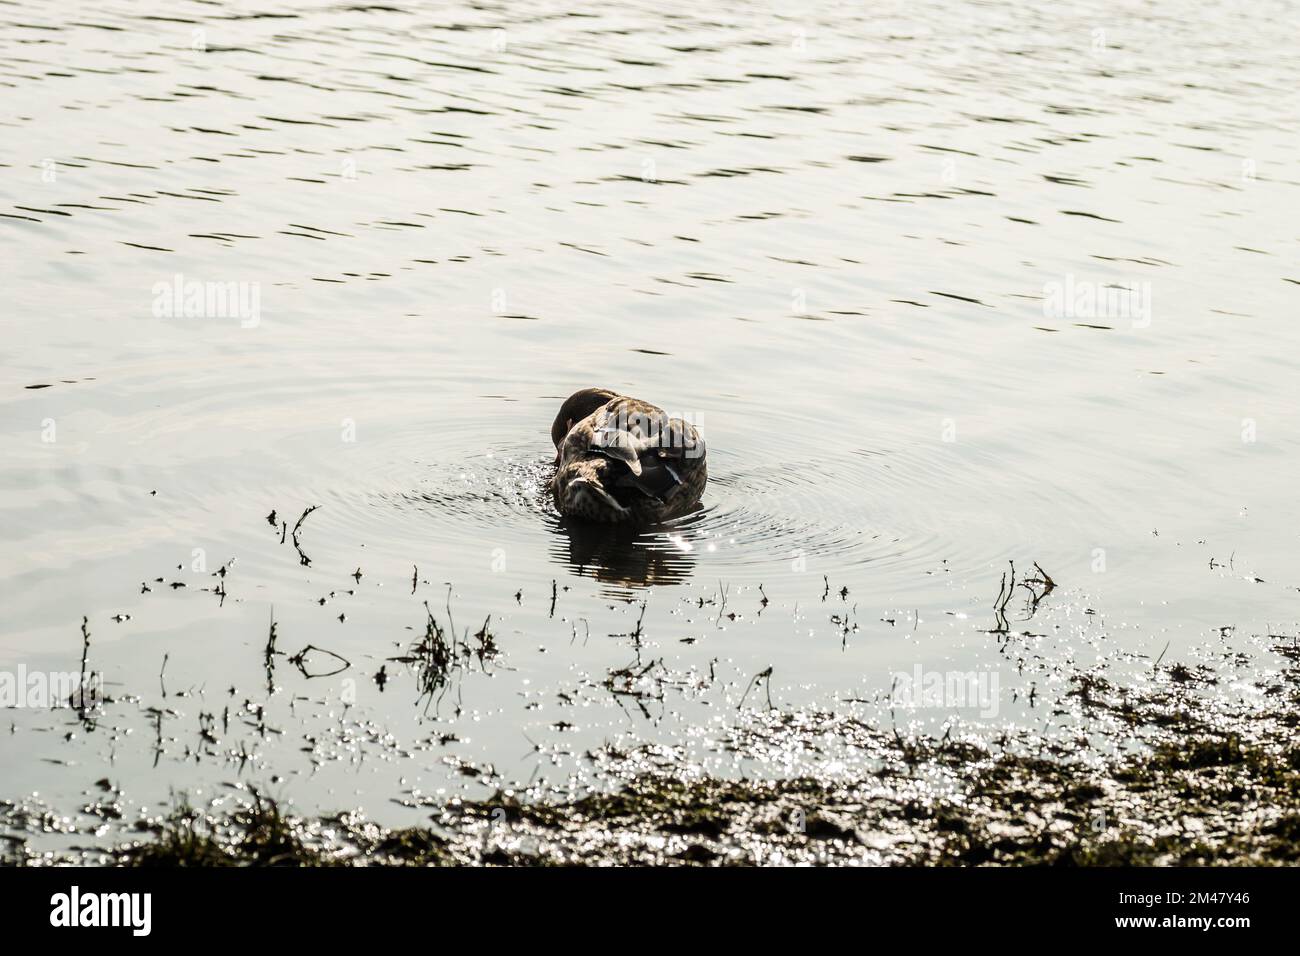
xmin=550 ymin=387 xmax=620 ymax=449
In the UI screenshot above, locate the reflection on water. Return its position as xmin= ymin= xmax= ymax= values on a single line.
xmin=2 ymin=0 xmax=1299 ymax=845
xmin=550 ymin=512 xmax=701 ymax=593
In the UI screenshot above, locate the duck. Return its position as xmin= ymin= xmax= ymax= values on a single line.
xmin=550 ymin=388 xmax=707 ymax=523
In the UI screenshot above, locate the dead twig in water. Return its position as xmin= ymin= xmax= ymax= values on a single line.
xmin=1019 ymin=562 xmax=1057 ymax=616
xmin=472 ymin=615 xmax=499 ymax=666
xmin=150 ymin=707 xmax=164 ymax=767
xmin=291 ymin=505 xmax=319 ymax=566
xmin=264 ymin=609 xmax=279 ymax=695
xmin=612 ymin=601 xmax=648 ymax=645
xmin=713 ymin=581 xmax=731 ymax=627
xmin=288 ymin=644 xmax=351 ymax=679
xmin=988 ymin=562 xmax=1013 ymax=635
xmin=569 ymin=618 xmax=590 ymax=646
xmin=604 ymin=656 xmax=665 ymax=705
xmin=388 ymin=602 xmax=456 ymax=714
xmin=76 ymin=616 xmax=98 ymax=722
xmin=738 ymin=666 xmax=774 ymax=710
xmin=831 ymin=604 xmax=859 ymax=649
xmin=444 ymin=583 xmax=457 ymax=645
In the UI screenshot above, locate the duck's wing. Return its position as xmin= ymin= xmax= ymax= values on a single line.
xmin=611 ymin=453 xmax=681 ymax=502
xmin=590 ymin=423 xmax=651 ymax=476
xmin=607 ymin=412 xmax=704 ymax=504
xmin=588 ymin=400 xmax=666 ymax=476
xmin=654 ymin=416 xmax=705 ymax=464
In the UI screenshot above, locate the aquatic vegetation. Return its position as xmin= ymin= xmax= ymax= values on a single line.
xmin=121 ymin=791 xmax=321 ymax=867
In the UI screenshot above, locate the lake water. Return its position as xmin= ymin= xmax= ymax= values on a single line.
xmin=3 ymin=0 xmax=1299 ymax=848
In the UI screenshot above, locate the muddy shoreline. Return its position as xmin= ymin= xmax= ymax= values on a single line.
xmin=8 ymin=633 xmax=1296 ymax=867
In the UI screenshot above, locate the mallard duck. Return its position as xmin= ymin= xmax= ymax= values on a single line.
xmin=550 ymin=388 xmax=707 ymax=523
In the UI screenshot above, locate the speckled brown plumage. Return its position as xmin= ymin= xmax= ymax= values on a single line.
xmin=550 ymin=389 xmax=707 ymax=523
